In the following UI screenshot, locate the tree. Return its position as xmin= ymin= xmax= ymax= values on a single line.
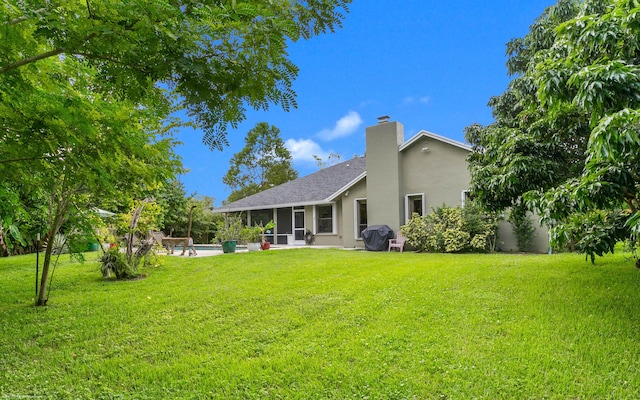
xmin=1 ymin=0 xmax=350 ymax=305
xmin=313 ymin=152 xmax=341 ymax=169
xmin=155 ymin=179 xmax=190 ymax=237
xmin=184 ymin=196 xmax=222 ymax=244
xmin=529 ymin=0 xmax=640 ymax=264
xmin=223 ymin=122 xmax=298 ymax=202
xmin=152 ymin=180 xmax=221 ymax=242
xmin=0 ymin=181 xmax=46 ymax=256
xmin=0 ymin=55 xmax=180 ymax=305
xmin=1 ymin=0 xmax=351 ymax=151
xmin=465 ymin=0 xmax=586 ymax=213
xmin=466 ymin=0 xmax=640 ymax=264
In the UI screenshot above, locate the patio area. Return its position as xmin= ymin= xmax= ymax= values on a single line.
xmin=164 ymin=244 xmax=346 ymax=257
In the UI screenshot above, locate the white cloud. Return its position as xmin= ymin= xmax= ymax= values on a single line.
xmin=317 ymin=111 xmax=363 ymax=141
xmin=285 ymin=138 xmax=330 ymax=163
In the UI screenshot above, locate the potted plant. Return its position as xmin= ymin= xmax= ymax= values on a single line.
xmin=214 ymin=214 xmax=243 ymax=253
xmin=240 ymin=226 xmax=262 ymax=252
xmin=258 ymin=220 xmax=275 ymax=250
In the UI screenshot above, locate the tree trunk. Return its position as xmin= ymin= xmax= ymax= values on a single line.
xmin=0 ymin=224 xmax=10 ymax=256
xmin=36 ymin=232 xmax=55 ymax=306
xmin=126 ymin=198 xmax=154 ymax=264
xmin=126 ymin=200 xmax=147 ymax=264
xmin=36 ymin=193 xmax=68 ymax=306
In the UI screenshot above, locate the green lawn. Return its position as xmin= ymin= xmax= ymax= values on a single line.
xmin=1 ymin=249 xmax=640 ymax=399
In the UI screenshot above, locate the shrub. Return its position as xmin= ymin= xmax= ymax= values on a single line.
xmin=401 ymin=203 xmax=500 ymax=253
xmin=399 ymin=212 xmax=430 ymax=252
xmin=213 ymin=214 xmax=244 ymax=243
xmin=509 ymin=206 xmax=535 ymax=252
xmin=100 ymin=237 xmax=162 ymax=279
xmin=462 ymin=202 xmax=501 ymax=252
xmin=49 ymin=233 xmax=68 ymax=255
xmin=100 ymin=247 xmax=136 ymax=279
xmin=137 ymin=242 xmax=164 ymax=269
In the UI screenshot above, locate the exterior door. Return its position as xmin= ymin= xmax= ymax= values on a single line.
xmin=276 ymin=208 xmax=292 ymax=244
xmin=294 ymin=209 xmax=306 ymax=245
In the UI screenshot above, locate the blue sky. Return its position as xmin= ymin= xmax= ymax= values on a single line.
xmin=175 ymin=0 xmax=556 ymax=205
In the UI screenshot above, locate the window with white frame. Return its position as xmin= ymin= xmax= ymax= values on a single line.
xmin=405 ymin=193 xmax=425 ymax=223
xmin=354 ymin=199 xmax=367 ymax=239
xmin=316 ymin=204 xmax=334 ymax=234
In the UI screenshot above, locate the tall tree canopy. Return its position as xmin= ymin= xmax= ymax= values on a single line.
xmin=465 ymin=0 xmax=585 ymax=214
xmin=223 ymin=122 xmax=298 ymax=203
xmin=466 ymin=0 xmax=640 ymax=264
xmin=1 ymin=0 xmax=351 ymax=150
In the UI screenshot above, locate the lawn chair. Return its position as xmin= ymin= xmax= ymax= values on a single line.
xmin=388 ymin=232 xmax=406 ymax=252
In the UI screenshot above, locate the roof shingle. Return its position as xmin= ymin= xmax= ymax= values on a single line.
xmin=214 ymin=157 xmax=366 ymax=212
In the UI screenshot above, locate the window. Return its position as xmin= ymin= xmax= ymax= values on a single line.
xmin=316 ymin=205 xmax=334 ymax=234
xmin=461 ymin=190 xmax=471 ymax=207
xmin=250 ymin=209 xmax=273 ymax=227
xmin=355 ymin=199 xmax=367 ymax=239
xmin=405 ymin=193 xmax=425 ymax=223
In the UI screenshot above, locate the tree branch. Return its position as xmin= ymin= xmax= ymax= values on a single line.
xmin=0 ymin=154 xmax=66 ymax=164
xmin=86 ymin=0 xmax=94 ymax=19
xmin=0 ymin=32 xmax=97 ymax=74
xmin=0 ymin=47 xmax=64 ymax=74
xmin=2 ymin=130 xmax=57 ymax=141
xmin=8 ymin=7 xmax=48 ymax=26
xmin=74 ymin=52 xmax=148 ymax=71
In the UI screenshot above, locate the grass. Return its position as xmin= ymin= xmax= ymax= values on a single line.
xmin=1 ymin=249 xmax=640 ymax=399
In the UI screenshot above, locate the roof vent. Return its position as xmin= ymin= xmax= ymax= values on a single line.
xmin=377 ymin=115 xmax=390 ymax=124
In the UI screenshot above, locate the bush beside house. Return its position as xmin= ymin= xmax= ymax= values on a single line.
xmin=401 ymin=203 xmax=501 ymax=253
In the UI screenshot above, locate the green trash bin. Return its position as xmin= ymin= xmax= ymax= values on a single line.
xmin=89 ymin=242 xmax=100 ymax=251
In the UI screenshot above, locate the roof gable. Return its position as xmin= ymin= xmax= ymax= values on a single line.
xmin=400 ymin=130 xmax=472 ymax=152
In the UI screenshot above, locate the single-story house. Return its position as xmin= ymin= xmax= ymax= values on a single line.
xmin=214 ymin=117 xmax=549 ymax=252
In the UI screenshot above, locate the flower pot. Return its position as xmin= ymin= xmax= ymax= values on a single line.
xmin=261 ymin=241 xmax=270 ymax=250
xmin=247 ymin=242 xmax=261 ymax=252
xmin=221 ymin=240 xmax=237 ymax=253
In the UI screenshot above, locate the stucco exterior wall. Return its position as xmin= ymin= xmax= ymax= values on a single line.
xmin=365 ymin=121 xmax=404 ymax=233
xmin=401 ymin=138 xmax=550 ymax=253
xmin=401 ymin=136 xmax=471 ymax=220
xmin=498 ymin=215 xmax=550 ymax=253
xmin=341 ymin=178 xmax=367 ymax=248
xmin=307 ymin=203 xmax=344 ymax=246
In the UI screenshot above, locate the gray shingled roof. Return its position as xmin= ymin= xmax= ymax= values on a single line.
xmin=214 ymin=157 xmax=366 ymax=212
